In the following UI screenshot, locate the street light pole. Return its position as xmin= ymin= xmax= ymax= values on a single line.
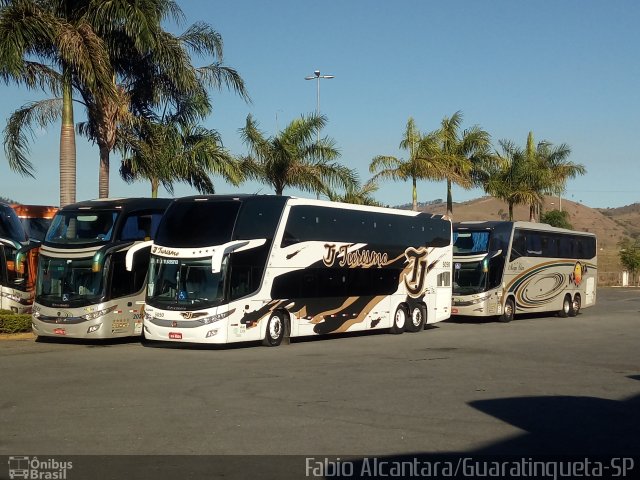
xmin=305 ymin=69 xmax=334 ymax=142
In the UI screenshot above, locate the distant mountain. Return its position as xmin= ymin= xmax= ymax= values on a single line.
xmin=597 ymin=203 xmax=640 ymax=239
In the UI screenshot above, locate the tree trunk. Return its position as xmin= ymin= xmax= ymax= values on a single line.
xmin=508 ymin=201 xmax=514 ymax=221
xmin=96 ymin=85 xmax=122 ymax=199
xmin=446 ymin=179 xmax=453 ymax=217
xmin=412 ymin=177 xmax=417 ymax=211
xmin=59 ymin=68 xmax=76 ymax=207
xmin=529 ymin=203 xmax=536 ymax=222
xmin=98 ymin=144 xmax=110 ymax=198
xmin=151 ymin=177 xmax=159 ymax=198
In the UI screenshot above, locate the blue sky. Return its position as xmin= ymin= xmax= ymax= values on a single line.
xmin=1 ymin=0 xmax=638 ymax=209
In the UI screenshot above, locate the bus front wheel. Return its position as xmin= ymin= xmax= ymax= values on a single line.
xmin=559 ymin=295 xmax=571 ymax=318
xmin=263 ymin=312 xmax=285 ymax=347
xmin=390 ymin=305 xmax=407 ymax=334
xmin=498 ymin=298 xmax=515 ymax=323
xmin=405 ymin=304 xmax=426 ymax=332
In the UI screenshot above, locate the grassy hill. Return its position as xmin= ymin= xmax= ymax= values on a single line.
xmin=412 ymin=195 xmax=636 ymax=274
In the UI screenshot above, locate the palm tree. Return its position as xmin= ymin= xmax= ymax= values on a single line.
xmin=0 ymin=0 xmax=116 ymax=206
xmin=369 ymin=117 xmax=448 ymax=211
xmin=326 ymin=179 xmax=382 ymax=206
xmin=118 ymin=95 xmax=243 ymax=197
xmin=485 ymin=139 xmax=542 ymax=221
xmin=238 ymin=113 xmax=356 ymax=196
xmin=83 ymin=16 xmax=248 ymax=198
xmin=525 ymin=132 xmax=584 ymax=221
xmin=437 ymin=111 xmax=492 ymax=218
xmin=2 ymin=0 xmax=249 ymax=202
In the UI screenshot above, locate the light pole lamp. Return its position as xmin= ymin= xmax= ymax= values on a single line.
xmin=305 ymin=70 xmax=335 ymax=117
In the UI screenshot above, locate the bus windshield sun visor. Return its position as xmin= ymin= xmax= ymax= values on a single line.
xmin=211 ymin=239 xmax=267 ymax=273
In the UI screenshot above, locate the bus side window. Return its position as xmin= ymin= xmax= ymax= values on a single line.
xmin=526 ymin=232 xmax=542 ymax=256
xmin=509 ymin=231 xmax=525 ymax=261
xmin=559 ymin=236 xmax=573 ymax=258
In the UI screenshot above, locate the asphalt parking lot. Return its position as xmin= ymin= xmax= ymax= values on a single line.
xmin=1 ymin=287 xmax=639 ymax=465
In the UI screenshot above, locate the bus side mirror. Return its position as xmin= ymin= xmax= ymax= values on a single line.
xmin=211 ymin=239 xmax=267 ymax=273
xmin=125 ymin=240 xmax=154 ymax=271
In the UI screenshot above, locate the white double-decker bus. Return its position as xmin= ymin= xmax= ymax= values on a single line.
xmin=452 ymin=221 xmax=597 ymax=322
xmin=31 ymin=198 xmax=171 ymax=338
xmin=134 ymin=195 xmax=452 ymax=346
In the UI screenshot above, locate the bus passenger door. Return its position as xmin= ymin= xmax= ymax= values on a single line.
xmin=585 ymin=276 xmax=596 ymax=305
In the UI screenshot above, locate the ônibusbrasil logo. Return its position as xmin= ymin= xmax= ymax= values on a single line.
xmin=7 ymin=456 xmax=73 ymax=480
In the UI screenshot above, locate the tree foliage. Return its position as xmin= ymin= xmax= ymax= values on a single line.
xmin=369 ymin=117 xmax=448 ymax=211
xmin=540 ymin=209 xmax=572 ymax=229
xmin=436 ymin=111 xmax=492 ymax=217
xmin=238 ymin=113 xmax=356 ymax=196
xmin=484 ymin=133 xmax=584 ymax=221
xmin=618 ymin=238 xmax=640 ymax=277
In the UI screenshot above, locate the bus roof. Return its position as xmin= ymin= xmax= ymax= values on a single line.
xmin=453 ymin=220 xmax=596 ymax=237
xmin=171 ymin=194 xmax=448 ymax=220
xmin=57 ymin=197 xmax=173 ymax=213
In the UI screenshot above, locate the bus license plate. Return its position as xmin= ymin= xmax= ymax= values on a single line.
xmin=53 ymin=328 xmax=66 ymax=335
xmin=169 ymin=332 xmax=182 ymax=340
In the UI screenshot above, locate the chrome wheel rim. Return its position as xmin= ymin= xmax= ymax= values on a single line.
xmin=411 ymin=308 xmax=423 ymax=327
xmin=269 ymin=316 xmax=282 ymax=340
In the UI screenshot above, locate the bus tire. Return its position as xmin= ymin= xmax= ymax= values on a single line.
xmin=390 ymin=304 xmax=407 ymax=334
xmin=559 ymin=295 xmax=571 ymax=318
xmin=569 ymin=294 xmax=581 ymax=317
xmin=262 ymin=312 xmax=285 ymax=347
xmin=498 ymin=297 xmax=515 ymax=323
xmin=405 ymin=304 xmax=426 ymax=332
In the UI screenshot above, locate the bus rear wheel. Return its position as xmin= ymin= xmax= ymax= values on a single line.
xmin=559 ymin=295 xmax=571 ymax=318
xmin=262 ymin=312 xmax=285 ymax=347
xmin=569 ymin=294 xmax=581 ymax=317
xmin=405 ymin=304 xmax=426 ymax=332
xmin=498 ymin=297 xmax=515 ymax=323
xmin=390 ymin=305 xmax=407 ymax=334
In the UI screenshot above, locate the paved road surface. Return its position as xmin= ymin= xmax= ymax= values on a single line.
xmin=1 ymin=287 xmax=638 ymax=462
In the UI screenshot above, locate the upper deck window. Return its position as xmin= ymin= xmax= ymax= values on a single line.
xmin=0 ymin=204 xmax=27 ymax=243
xmin=46 ymin=211 xmax=119 ymax=245
xmin=453 ymin=231 xmax=490 ymax=255
xmin=155 ymin=201 xmax=241 ymax=248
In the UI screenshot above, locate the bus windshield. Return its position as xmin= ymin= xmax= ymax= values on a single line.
xmin=36 ymin=257 xmax=105 ymax=306
xmin=453 ymin=258 xmax=488 ymax=295
xmin=146 ymin=256 xmax=226 ymax=310
xmin=22 ymin=218 xmax=53 ymax=242
xmin=46 ymin=210 xmax=119 ymax=245
xmin=2 ymin=245 xmax=31 ymax=292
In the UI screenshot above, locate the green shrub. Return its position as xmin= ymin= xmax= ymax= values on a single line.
xmin=0 ymin=310 xmax=32 ymax=334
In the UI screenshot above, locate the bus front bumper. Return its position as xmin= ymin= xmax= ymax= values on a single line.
xmin=451 ymin=294 xmax=502 ymax=317
xmin=32 ymin=315 xmax=142 ymax=339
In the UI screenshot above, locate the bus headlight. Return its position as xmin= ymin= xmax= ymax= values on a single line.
xmin=87 ymin=325 xmax=101 ymax=334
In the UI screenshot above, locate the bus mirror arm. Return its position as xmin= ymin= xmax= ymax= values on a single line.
xmin=489 ymin=249 xmax=503 ymax=258
xmin=125 ymin=240 xmax=154 ymax=271
xmin=211 ymin=239 xmax=267 ymax=273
